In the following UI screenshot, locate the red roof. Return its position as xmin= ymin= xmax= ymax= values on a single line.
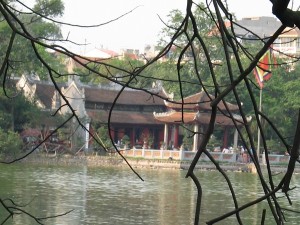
xmin=123 ymin=53 xmax=139 ymax=60
xmin=153 ymin=111 xmax=245 ymax=126
xmin=20 ymin=128 xmax=41 ymax=137
xmin=208 ymin=21 xmax=232 ymax=36
xmin=165 ymin=91 xmax=239 ymax=111
xmin=279 ymin=27 xmax=300 ymax=37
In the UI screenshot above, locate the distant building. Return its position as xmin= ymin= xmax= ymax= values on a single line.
xmin=66 ymin=47 xmax=141 ymax=74
xmin=234 ymin=16 xmax=300 ymax=57
xmin=119 ymin=48 xmax=140 ymax=60
xmin=234 ymin=16 xmax=281 ymax=39
xmin=15 ymin=73 xmax=243 ymax=151
xmin=15 ymin=74 xmax=171 ymax=150
xmin=82 ymin=48 xmax=119 ymax=59
xmin=143 ymin=44 xmax=160 ymax=60
xmin=153 ymin=90 xmax=250 ymax=151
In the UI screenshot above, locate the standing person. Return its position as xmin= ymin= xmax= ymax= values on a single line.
xmin=241 ymin=146 xmax=247 ymax=163
xmin=222 ymin=147 xmax=229 ymax=153
xmin=249 ymin=148 xmax=253 ymax=162
xmin=240 ymin=146 xmax=245 ymax=154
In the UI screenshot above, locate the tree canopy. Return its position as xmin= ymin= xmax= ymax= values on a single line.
xmin=0 ymin=0 xmax=65 ymax=80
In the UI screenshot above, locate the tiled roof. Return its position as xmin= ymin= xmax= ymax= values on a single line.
xmin=34 ymin=83 xmax=59 ymax=108
xmin=122 ymin=53 xmax=139 ymax=60
xmin=87 ymin=110 xmax=162 ymax=125
xmin=153 ymin=111 xmax=244 ymax=126
xmin=165 ymin=91 xmax=239 ymax=111
xmin=85 ymin=87 xmax=167 ymax=106
xmin=153 ymin=111 xmax=198 ymax=124
xmin=280 ymin=27 xmax=300 ymax=37
xmin=25 ymin=79 xmax=167 ymax=109
xmin=7 ymin=77 xmax=52 ymax=109
xmin=208 ymin=20 xmax=231 ymax=36
xmin=20 ymin=128 xmax=40 ymax=137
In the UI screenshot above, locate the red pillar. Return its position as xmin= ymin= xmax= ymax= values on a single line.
xmin=130 ymin=128 xmax=135 ymax=147
xmin=222 ymin=126 xmax=229 ymax=149
xmin=110 ymin=126 xmax=115 ymax=142
xmin=174 ymin=124 xmax=179 ymax=148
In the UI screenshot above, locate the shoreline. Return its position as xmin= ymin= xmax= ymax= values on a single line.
xmin=11 ymin=154 xmax=296 ymax=173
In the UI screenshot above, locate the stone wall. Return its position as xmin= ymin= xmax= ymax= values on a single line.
xmin=121 ymin=148 xmax=290 ymax=164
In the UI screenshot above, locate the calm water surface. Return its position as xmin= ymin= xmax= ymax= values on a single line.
xmin=0 ymin=164 xmax=299 ymax=225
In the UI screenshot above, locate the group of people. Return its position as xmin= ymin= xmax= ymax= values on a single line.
xmin=221 ymin=146 xmax=234 ymax=154
xmin=219 ymin=145 xmax=253 ymax=163
xmin=238 ymin=146 xmax=254 ymax=163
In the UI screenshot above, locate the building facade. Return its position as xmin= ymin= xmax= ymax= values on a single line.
xmin=234 ymin=16 xmax=300 ymax=56
xmin=15 ymin=74 xmax=244 ymax=152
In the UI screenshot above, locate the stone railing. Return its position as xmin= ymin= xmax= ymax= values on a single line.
xmin=265 ymin=154 xmax=290 ymax=164
xmin=121 ymin=149 xmax=290 ymax=164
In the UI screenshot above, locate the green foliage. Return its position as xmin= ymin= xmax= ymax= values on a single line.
xmin=181 ymin=126 xmax=193 ymax=150
xmin=33 ymin=0 xmax=64 ymax=18
xmin=266 ymin=139 xmax=285 ymax=154
xmin=0 ymin=87 xmax=42 ymax=131
xmin=261 ymin=61 xmax=298 ymax=143
xmin=95 ymin=126 xmax=113 ymax=149
xmin=78 ymin=58 xmax=144 ymax=86
xmin=0 ymin=128 xmax=22 ymax=157
xmin=0 ymin=0 xmax=65 ymax=79
xmin=154 ymin=3 xmax=228 ymax=98
xmin=158 ymin=5 xmax=216 ymax=49
xmin=121 ymin=134 xmax=130 ymax=144
xmin=0 ymin=110 xmax=13 ymax=131
xmin=207 ymin=134 xmax=222 ymax=150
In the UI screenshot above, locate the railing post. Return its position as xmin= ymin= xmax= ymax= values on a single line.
xmin=180 ymin=149 xmax=184 ymax=160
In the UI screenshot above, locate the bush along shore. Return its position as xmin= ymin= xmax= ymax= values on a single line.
xmin=7 ymin=153 xmax=297 ymax=173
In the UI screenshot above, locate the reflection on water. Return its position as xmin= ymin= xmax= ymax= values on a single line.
xmin=0 ymin=164 xmax=299 ymax=225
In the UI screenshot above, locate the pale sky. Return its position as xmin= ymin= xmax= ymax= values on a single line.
xmin=56 ymin=0 xmax=277 ymax=53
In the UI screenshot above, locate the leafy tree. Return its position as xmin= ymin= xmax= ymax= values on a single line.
xmin=258 ymin=58 xmax=300 ymax=146
xmin=77 ymin=57 xmax=144 ymax=86
xmin=0 ymin=86 xmax=41 ymax=131
xmin=156 ymin=4 xmax=227 ymax=98
xmin=0 ymin=0 xmax=65 ymax=80
xmin=95 ymin=125 xmax=113 ymax=150
xmin=0 ymin=128 xmax=23 ymax=158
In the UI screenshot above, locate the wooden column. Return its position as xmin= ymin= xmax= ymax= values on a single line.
xmin=222 ymin=127 xmax=229 ymax=149
xmin=163 ymin=123 xmax=169 ymax=145
xmin=233 ymin=128 xmax=238 ymax=152
xmin=110 ymin=126 xmax=115 ymax=143
xmin=131 ymin=128 xmax=136 ymax=147
xmin=174 ymin=124 xmax=179 ymax=148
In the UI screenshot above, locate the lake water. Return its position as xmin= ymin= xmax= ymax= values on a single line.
xmin=0 ymin=164 xmax=299 ymax=225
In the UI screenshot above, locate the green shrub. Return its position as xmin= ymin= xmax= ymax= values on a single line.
xmin=95 ymin=126 xmax=113 ymax=149
xmin=266 ymin=139 xmax=285 ymax=154
xmin=0 ymin=129 xmax=22 ymax=157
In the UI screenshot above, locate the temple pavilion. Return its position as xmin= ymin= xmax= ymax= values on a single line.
xmin=15 ymin=73 xmax=249 ymax=152
xmin=153 ymin=90 xmax=250 ymax=151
